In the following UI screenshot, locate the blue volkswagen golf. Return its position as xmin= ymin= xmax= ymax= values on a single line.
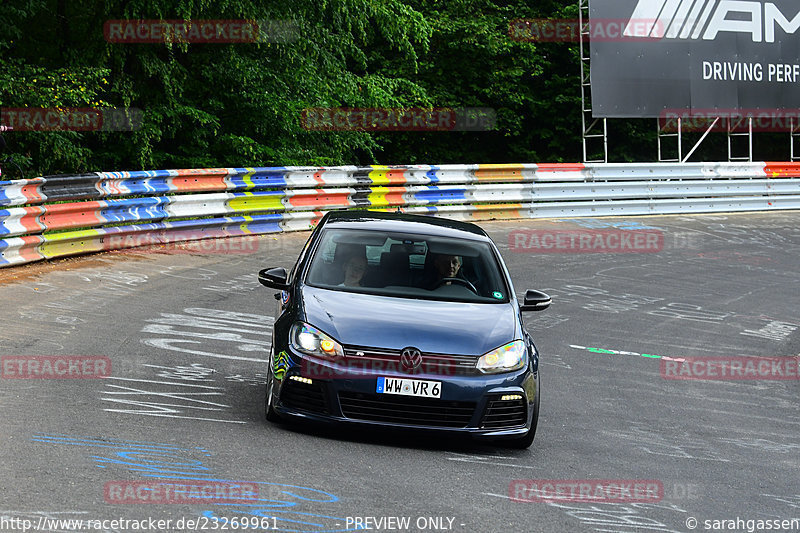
xmin=257 ymin=211 xmax=551 ymax=447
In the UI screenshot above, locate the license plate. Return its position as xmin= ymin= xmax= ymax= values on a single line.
xmin=376 ymin=377 xmax=441 ymax=398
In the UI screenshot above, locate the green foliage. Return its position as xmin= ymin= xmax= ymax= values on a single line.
xmin=376 ymin=0 xmax=582 ymax=163
xmin=2 ymin=0 xmax=696 ymax=176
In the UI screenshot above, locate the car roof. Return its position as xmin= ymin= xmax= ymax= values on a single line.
xmin=319 ymin=210 xmax=491 ymax=240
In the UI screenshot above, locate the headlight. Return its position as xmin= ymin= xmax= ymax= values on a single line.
xmin=476 ymin=340 xmax=527 ymax=373
xmin=290 ymin=322 xmax=343 ymax=359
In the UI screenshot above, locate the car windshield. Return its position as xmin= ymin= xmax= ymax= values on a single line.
xmin=304 ymin=228 xmax=510 ymax=303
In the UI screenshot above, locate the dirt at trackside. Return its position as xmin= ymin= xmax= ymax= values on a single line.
xmin=0 ymin=251 xmax=153 ymax=286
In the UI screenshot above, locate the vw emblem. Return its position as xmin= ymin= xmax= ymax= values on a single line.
xmin=400 ymin=347 xmax=422 ymax=374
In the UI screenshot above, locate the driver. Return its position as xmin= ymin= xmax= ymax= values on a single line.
xmin=424 ymin=253 xmax=463 ymax=289
xmin=434 ymin=254 xmax=461 ymax=280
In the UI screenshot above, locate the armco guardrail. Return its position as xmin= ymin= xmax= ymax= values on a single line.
xmin=1 ymin=162 xmax=799 ymax=268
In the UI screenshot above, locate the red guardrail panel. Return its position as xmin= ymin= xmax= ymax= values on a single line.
xmin=764 ymin=163 xmax=800 ymax=178
xmin=39 ymin=201 xmax=106 ymax=232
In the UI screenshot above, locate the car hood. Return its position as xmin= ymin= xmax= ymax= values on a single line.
xmin=300 ymin=286 xmax=519 ymax=356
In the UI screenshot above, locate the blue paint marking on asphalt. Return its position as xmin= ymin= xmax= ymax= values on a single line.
xmin=136 ymin=473 xmax=339 ymax=504
xmin=32 ymin=434 xmax=359 ymax=532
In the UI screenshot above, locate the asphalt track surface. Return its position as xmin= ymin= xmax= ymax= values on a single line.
xmin=1 ymin=212 xmax=799 ymax=533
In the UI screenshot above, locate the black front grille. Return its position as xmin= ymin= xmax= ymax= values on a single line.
xmin=280 ymin=379 xmax=329 ymax=415
xmin=342 ymin=345 xmax=480 ymax=376
xmin=481 ymin=397 xmax=527 ymax=429
xmin=338 ymin=391 xmax=476 ymax=428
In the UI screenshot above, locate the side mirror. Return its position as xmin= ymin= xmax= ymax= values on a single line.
xmin=258 ymin=267 xmax=289 ymax=290
xmin=520 ymin=289 xmax=551 ymax=312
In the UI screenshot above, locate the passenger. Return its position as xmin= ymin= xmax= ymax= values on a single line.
xmin=339 ymin=254 xmax=367 ymax=287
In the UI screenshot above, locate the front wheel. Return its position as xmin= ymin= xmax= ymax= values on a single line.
xmin=264 ymin=362 xmax=281 ymax=422
xmin=505 ymin=377 xmax=539 ymax=449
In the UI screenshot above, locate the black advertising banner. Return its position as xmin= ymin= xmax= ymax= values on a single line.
xmin=589 ymin=0 xmax=800 ymax=118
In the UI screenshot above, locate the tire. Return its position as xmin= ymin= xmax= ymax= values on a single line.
xmin=264 ymin=363 xmax=281 ymax=423
xmin=505 ymin=376 xmax=540 ymax=449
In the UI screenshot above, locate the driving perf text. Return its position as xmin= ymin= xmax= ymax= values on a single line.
xmin=703 ymin=61 xmax=800 ymax=83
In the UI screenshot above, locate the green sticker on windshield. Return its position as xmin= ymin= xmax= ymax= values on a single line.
xmin=492 ymin=291 xmax=504 ymax=299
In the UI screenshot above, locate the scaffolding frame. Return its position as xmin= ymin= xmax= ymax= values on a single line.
xmin=657 ymin=118 xmax=682 ymax=162
xmin=579 ymin=0 xmax=607 ymax=163
xmin=658 ymin=117 xmax=726 ymax=163
xmin=727 ymin=118 xmax=753 ymax=162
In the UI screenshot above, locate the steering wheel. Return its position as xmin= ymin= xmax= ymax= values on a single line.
xmin=434 ymin=277 xmax=478 ymax=293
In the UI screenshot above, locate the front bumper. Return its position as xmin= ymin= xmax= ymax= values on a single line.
xmin=270 ymin=349 xmax=538 ymax=440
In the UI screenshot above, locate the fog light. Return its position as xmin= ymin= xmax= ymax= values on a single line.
xmin=500 ymin=394 xmax=523 ymax=401
xmin=289 ymin=375 xmax=313 ymax=385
